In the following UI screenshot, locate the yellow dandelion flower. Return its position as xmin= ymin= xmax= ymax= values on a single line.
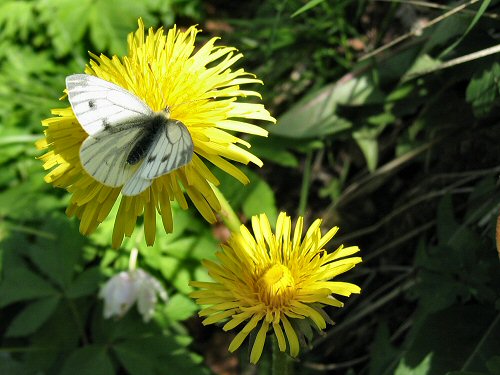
xmin=190 ymin=212 xmax=362 ymax=364
xmin=37 ymin=19 xmax=275 ymax=248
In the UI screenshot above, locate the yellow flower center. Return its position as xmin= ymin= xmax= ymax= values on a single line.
xmin=257 ymin=264 xmax=295 ymax=308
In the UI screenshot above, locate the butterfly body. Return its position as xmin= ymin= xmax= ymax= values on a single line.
xmin=126 ymin=113 xmax=167 ymax=165
xmin=65 ymin=74 xmax=194 ymax=196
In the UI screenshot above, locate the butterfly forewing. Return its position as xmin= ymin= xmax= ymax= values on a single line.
xmin=79 ymin=120 xmax=144 ymax=187
xmin=66 ymin=74 xmax=153 ymax=136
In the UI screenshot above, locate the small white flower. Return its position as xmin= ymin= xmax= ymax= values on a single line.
xmin=99 ymin=268 xmax=168 ymax=322
xmin=99 ymin=271 xmax=136 ymax=319
xmin=135 ymin=269 xmax=168 ymax=322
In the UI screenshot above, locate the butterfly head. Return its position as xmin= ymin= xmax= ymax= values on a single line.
xmin=158 ymin=107 xmax=171 ymax=120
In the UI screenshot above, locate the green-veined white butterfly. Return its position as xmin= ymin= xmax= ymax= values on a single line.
xmin=66 ymin=74 xmax=194 ymax=196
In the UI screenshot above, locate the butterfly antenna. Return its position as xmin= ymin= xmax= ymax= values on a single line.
xmin=147 ymin=63 xmax=163 ymax=96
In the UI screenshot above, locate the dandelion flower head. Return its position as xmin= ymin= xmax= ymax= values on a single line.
xmin=190 ymin=212 xmax=362 ymax=363
xmin=37 ymin=19 xmax=275 ymax=247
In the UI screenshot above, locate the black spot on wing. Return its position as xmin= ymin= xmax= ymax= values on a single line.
xmin=88 ymin=100 xmax=95 ymax=108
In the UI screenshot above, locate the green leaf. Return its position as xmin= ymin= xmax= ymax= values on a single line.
xmin=156 ymin=256 xmax=195 ymax=294
xmin=435 ymin=194 xmax=482 ymax=257
xmin=66 ymin=266 xmax=101 ymax=298
xmin=369 ymin=323 xmax=400 ymax=375
xmin=0 ymin=44 xmax=62 ymax=132
xmin=163 ymin=294 xmax=198 ymax=322
xmin=5 ymin=296 xmax=60 ymax=337
xmin=0 ymin=354 xmax=28 ymax=375
xmin=271 ymin=74 xmax=383 ymax=139
xmin=403 ymin=54 xmax=442 ymax=80
xmin=437 ymin=194 xmax=459 ymax=246
xmin=335 ymin=141 xmax=433 ymax=207
xmin=25 ymin=301 xmax=89 ymax=372
xmin=37 ymin=0 xmax=157 ymax=57
xmin=37 ymin=0 xmax=93 ymax=57
xmin=215 ymin=167 xmax=277 ymax=224
xmin=88 ymin=0 xmax=156 ymax=55
xmin=113 ymin=338 xmax=162 ymax=375
xmin=113 ymin=334 xmax=209 ymax=374
xmin=486 ymin=356 xmax=500 ymax=374
xmin=59 ymin=345 xmax=114 ymax=375
xmin=28 ymin=213 xmax=85 ymax=290
xmin=91 ymin=307 xmax=158 ymax=343
xmin=291 ymin=0 xmax=327 ymax=17
xmin=398 ymin=305 xmax=500 ymax=374
xmin=395 ymin=353 xmax=432 ymax=375
xmin=422 ymin=15 xmax=470 ymax=53
xmin=466 ymin=62 xmax=500 ymax=117
xmin=249 ymin=136 xmax=299 ymax=168
xmin=0 ymin=178 xmax=64 ymax=221
xmin=0 ymin=251 xmax=57 ymax=308
xmin=0 ymin=1 xmax=36 ymax=40
xmin=352 ymin=127 xmax=379 ymax=172
xmin=412 ymin=270 xmax=468 ymax=314
xmin=466 ymin=177 xmax=497 ymax=225
xmin=242 ymin=175 xmax=277 ymax=224
xmin=161 ymin=228 xmax=218 ymax=261
xmin=439 ymin=0 xmax=492 ymax=58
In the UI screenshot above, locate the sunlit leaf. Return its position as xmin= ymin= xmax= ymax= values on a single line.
xmin=291 ymin=0 xmax=327 ymax=17
xmin=37 ymin=0 xmax=157 ymax=56
xmin=352 ymin=127 xmax=379 ymax=172
xmin=163 ymin=294 xmax=199 ymax=323
xmin=271 ymin=74 xmax=383 ymax=139
xmin=466 ymin=62 xmax=500 ymax=117
xmin=242 ymin=175 xmax=277 ymax=224
xmin=0 ymin=1 xmax=36 ymax=40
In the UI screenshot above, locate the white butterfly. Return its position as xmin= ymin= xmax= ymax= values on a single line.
xmin=65 ymin=74 xmax=194 ymax=196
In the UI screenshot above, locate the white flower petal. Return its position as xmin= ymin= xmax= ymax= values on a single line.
xmin=99 ymin=271 xmax=137 ymax=319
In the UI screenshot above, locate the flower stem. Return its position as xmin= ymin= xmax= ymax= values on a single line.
xmin=211 ymin=183 xmax=241 ymax=233
xmin=298 ymin=151 xmax=313 ymax=216
xmin=272 ymin=336 xmax=293 ymax=375
xmin=129 ymin=247 xmax=138 ymax=271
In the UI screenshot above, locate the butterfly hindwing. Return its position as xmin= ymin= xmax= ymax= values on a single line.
xmin=121 ymin=120 xmax=194 ymax=196
xmin=141 ymin=120 xmax=194 ymax=179
xmin=66 ymin=74 xmax=153 ymax=136
xmin=121 ymin=171 xmax=154 ymax=197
